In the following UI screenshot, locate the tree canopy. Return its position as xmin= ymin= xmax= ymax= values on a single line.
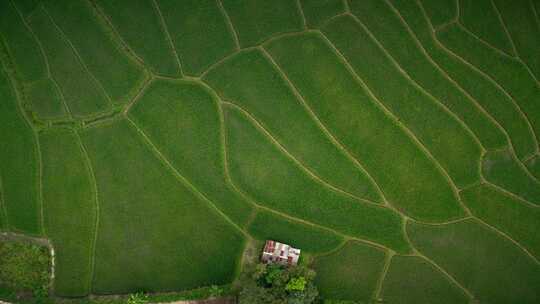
xmin=238 ymin=263 xmax=319 ymax=304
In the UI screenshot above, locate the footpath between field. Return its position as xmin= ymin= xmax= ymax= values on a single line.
xmin=153 ymin=297 xmax=235 ymax=304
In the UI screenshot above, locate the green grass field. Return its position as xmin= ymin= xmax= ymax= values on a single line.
xmin=0 ymin=0 xmax=538 ymax=303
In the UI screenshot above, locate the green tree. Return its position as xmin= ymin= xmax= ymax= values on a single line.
xmin=238 ymin=263 xmax=319 ymax=304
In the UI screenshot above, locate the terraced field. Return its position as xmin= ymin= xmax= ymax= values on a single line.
xmin=0 ymin=0 xmax=539 ymax=302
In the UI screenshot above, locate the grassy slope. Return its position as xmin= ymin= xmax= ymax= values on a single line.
xmin=24 ymin=79 xmax=66 ymax=120
xmin=128 ymin=78 xmax=253 ymax=226
xmin=224 ymin=104 xmax=408 ymax=252
xmin=461 ymin=183 xmax=540 ymax=259
xmin=80 ymin=119 xmax=245 ymax=294
xmin=0 ymin=176 xmax=5 ymax=230
xmin=12 ymin=0 xmax=40 ymax=18
xmin=459 ymin=0 xmax=515 ymax=56
xmin=0 ymin=1 xmax=46 ymax=83
xmin=437 ymin=23 xmax=540 ymax=141
xmin=247 ymin=209 xmax=343 ymax=254
xmin=323 ymin=14 xmax=482 ymax=188
xmin=531 ymin=1 xmax=540 ymax=24
xmin=221 ymin=0 xmax=303 ymax=47
xmin=0 ymin=1 xmax=539 ymax=301
xmin=43 ymin=0 xmax=146 ymax=105
xmin=482 ymin=149 xmax=540 ymax=205
xmin=526 ymin=155 xmax=540 ymax=179
xmin=381 ymin=255 xmax=469 ymax=304
xmin=0 ymin=66 xmax=40 ymax=235
xmin=390 ymin=0 xmax=538 ymax=161
xmin=493 ymin=0 xmax=540 ymax=80
xmin=0 ymin=1 xmax=68 ymax=121
xmin=95 ymin=0 xmax=180 ymax=78
xmin=313 ymin=241 xmax=386 ymax=302
xmin=39 ymin=129 xmax=96 ymax=297
xmin=299 ymin=0 xmax=345 ymax=28
xmin=408 ymin=220 xmax=540 ymax=304
xmin=265 ymin=32 xmax=464 ymax=222
xmin=0 ymin=197 xmax=4 ymax=231
xmin=203 ymin=48 xmax=383 ymax=203
xmin=28 ymin=7 xmax=111 ymax=118
xmin=351 ymin=0 xmax=508 ymax=152
xmin=157 ymin=0 xmax=236 ymax=76
xmin=418 ymin=0 xmax=456 ymax=28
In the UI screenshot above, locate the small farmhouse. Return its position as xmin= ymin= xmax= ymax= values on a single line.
xmin=261 ymin=240 xmax=301 ymax=266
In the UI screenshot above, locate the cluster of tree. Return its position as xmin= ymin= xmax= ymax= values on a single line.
xmin=238 ymin=263 xmax=319 ymax=304
xmin=0 ymin=240 xmax=50 ymax=302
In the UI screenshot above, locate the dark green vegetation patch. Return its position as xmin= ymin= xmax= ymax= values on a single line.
xmin=0 ymin=0 xmax=539 ymax=303
xmin=0 ymin=238 xmax=51 ymax=302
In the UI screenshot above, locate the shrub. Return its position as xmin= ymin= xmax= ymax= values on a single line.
xmin=209 ymin=285 xmax=224 ymax=298
xmin=126 ymin=293 xmax=148 ymax=304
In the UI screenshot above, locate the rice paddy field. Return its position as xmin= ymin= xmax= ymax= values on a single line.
xmin=0 ymin=0 xmax=539 ymax=303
